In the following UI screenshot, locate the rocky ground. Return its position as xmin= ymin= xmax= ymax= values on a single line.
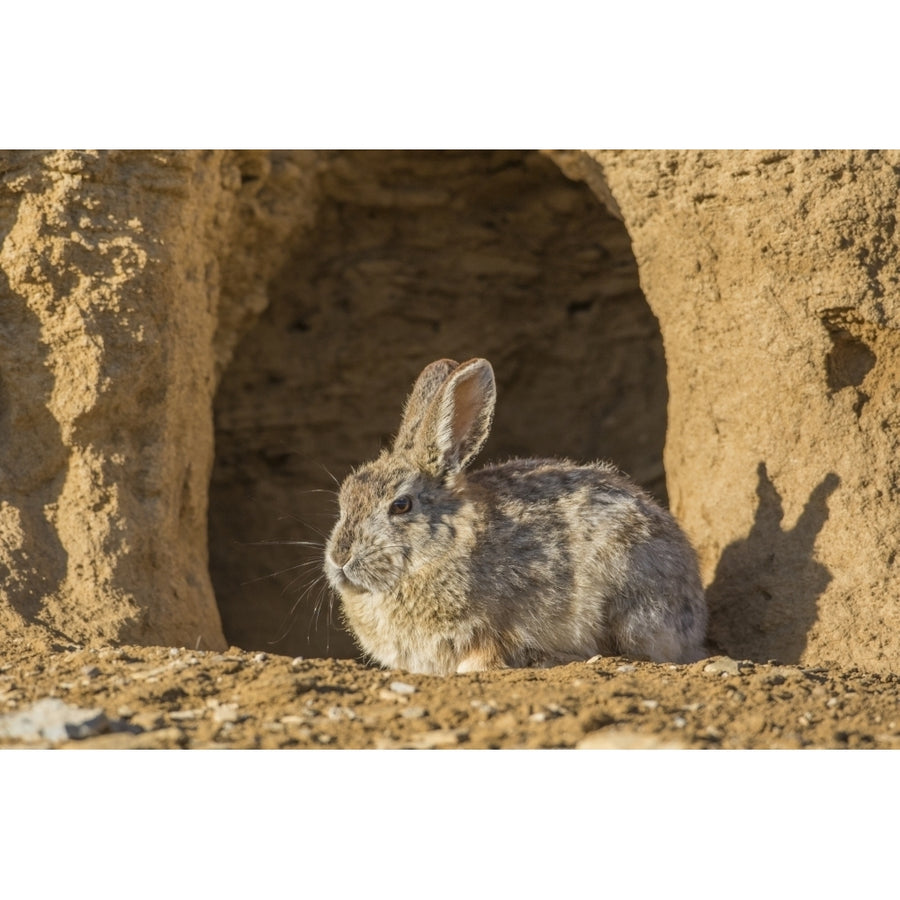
xmin=1 ymin=643 xmax=897 ymax=749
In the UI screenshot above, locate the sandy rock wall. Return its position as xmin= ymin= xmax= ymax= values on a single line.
xmin=0 ymin=150 xmax=316 ymax=653
xmin=589 ymin=150 xmax=900 ymax=670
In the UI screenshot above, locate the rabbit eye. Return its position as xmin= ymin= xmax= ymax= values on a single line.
xmin=389 ymin=495 xmax=413 ymax=516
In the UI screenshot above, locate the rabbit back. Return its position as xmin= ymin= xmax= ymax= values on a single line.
xmin=464 ymin=458 xmax=707 ymax=666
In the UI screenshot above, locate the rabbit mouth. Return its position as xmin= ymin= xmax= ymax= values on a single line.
xmin=326 ymin=558 xmax=361 ymax=593
xmin=326 ymin=555 xmax=381 ymax=596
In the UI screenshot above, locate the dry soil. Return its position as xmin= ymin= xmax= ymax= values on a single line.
xmin=1 ymin=643 xmax=897 ymax=749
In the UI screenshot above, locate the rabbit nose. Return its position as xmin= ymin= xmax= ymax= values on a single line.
xmin=329 ymin=538 xmax=352 ymax=568
xmin=328 ymin=548 xmax=346 ymax=569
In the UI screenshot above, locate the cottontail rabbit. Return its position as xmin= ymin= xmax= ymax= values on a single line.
xmin=325 ymin=358 xmax=707 ymax=674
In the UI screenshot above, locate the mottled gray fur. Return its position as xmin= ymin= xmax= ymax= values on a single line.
xmin=325 ymin=358 xmax=707 ymax=675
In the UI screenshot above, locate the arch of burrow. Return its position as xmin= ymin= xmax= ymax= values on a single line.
xmin=208 ymin=150 xmax=668 ymax=660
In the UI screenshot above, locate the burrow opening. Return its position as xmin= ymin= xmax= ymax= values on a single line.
xmin=209 ymin=150 xmax=668 ymax=659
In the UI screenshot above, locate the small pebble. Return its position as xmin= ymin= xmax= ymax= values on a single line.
xmin=641 ymin=699 xmax=659 ymax=709
xmin=408 ymin=728 xmax=466 ymax=748
xmin=672 ymin=716 xmax=687 ymax=728
xmin=401 ymin=706 xmax=427 ymax=719
xmin=80 ymin=666 xmax=101 ymax=679
xmin=291 ymin=657 xmax=305 ymax=668
xmin=616 ymin=664 xmax=636 ymax=673
xmin=253 ymin=652 xmax=268 ymax=663
xmin=378 ymin=689 xmax=404 ymax=702
xmin=389 ymin=681 xmax=416 ymax=695
xmin=703 ymin=657 xmax=741 ymax=676
xmin=577 ymin=729 xmax=687 ymax=750
xmin=213 ymin=704 xmax=240 ymax=724
xmin=280 ymin=715 xmax=307 ymax=725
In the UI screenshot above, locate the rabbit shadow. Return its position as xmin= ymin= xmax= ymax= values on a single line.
xmin=705 ymin=462 xmax=840 ymax=664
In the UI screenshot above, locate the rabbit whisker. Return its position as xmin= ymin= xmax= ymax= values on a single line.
xmin=240 ymin=558 xmax=325 ymax=586
xmin=267 ymin=572 xmax=330 ymax=646
xmin=320 ymin=464 xmax=342 ymax=489
xmin=242 ymin=538 xmax=325 ymax=549
xmin=274 ymin=514 xmax=335 ymax=539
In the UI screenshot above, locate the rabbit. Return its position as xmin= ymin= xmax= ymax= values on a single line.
xmin=324 ymin=357 xmax=707 ymax=675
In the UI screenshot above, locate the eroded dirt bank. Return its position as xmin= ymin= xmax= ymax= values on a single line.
xmin=1 ymin=644 xmax=896 ymax=749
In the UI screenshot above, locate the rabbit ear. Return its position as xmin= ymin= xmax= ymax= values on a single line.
xmin=393 ymin=359 xmax=460 ymax=453
xmin=417 ymin=358 xmax=496 ymax=476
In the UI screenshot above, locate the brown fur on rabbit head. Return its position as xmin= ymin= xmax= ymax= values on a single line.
xmin=325 ymin=358 xmax=487 ymax=598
